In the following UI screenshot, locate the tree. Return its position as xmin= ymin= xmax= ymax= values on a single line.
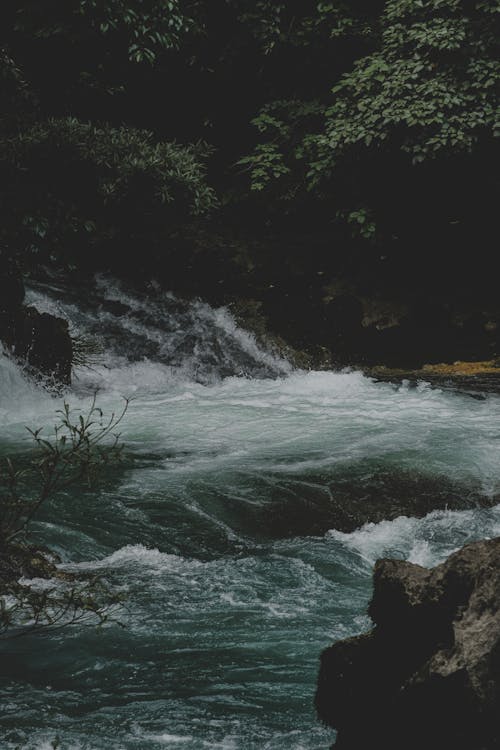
xmin=240 ymin=0 xmax=499 ymax=257
xmin=308 ymin=0 xmax=500 ymax=183
xmin=1 ymin=0 xmax=498 ymax=296
xmin=0 ymin=0 xmax=217 ymax=273
xmin=0 ymin=0 xmax=195 ymax=107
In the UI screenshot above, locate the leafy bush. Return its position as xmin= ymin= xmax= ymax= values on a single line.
xmin=310 ymin=0 xmax=500 ymax=177
xmin=240 ymin=0 xmax=499 ymax=246
xmin=0 ymin=117 xmax=217 ymax=268
xmin=2 ymin=0 xmax=194 ymax=96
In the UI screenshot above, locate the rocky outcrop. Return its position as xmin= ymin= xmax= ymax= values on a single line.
xmin=316 ymin=537 xmax=500 ymax=750
xmin=0 ymin=253 xmax=72 ymax=385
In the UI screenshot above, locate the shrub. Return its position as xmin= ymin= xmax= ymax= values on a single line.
xmin=0 ymin=396 xmax=128 ymax=637
xmin=0 ymin=117 xmax=217 ymax=269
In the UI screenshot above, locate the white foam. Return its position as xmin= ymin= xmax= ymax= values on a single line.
xmin=62 ymin=544 xmax=193 ymax=573
xmin=328 ymin=505 xmax=500 ymax=568
xmin=0 ymin=348 xmax=58 ymax=428
xmin=144 ymin=733 xmax=194 ymax=745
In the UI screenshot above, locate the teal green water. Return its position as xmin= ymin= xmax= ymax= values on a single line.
xmin=1 ymin=283 xmax=500 ymax=749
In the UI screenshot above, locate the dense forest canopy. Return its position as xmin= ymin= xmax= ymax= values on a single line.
xmin=0 ymin=1 xmax=499 ymax=295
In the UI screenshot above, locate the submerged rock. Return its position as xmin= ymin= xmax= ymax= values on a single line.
xmin=264 ymin=465 xmax=496 ymax=537
xmin=315 ymin=537 xmax=500 ymax=749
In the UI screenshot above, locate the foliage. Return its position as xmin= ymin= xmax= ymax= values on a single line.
xmin=1 ymin=395 xmax=128 ymax=543
xmin=0 ymin=49 xmax=35 ymax=126
xmin=0 ymin=570 xmax=122 ymax=639
xmin=0 ymin=0 xmax=498 ymax=275
xmin=1 ymin=0 xmax=195 ymax=99
xmin=237 ymin=100 xmax=324 ymax=197
xmin=0 ymin=117 xmax=216 ymax=267
xmin=223 ymin=1 xmax=376 ymax=56
xmin=71 ymin=334 xmax=104 ymax=368
xmin=0 ymin=398 xmax=128 ymax=637
xmin=78 ymin=0 xmax=194 ymax=61
xmin=238 ymin=0 xmax=499 ymax=247
xmin=309 ymin=0 xmax=500 ymax=177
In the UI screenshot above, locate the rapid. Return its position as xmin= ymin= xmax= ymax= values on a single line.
xmin=1 ymin=278 xmax=500 ymax=749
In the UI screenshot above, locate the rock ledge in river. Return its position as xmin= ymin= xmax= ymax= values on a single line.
xmin=315 ymin=537 xmax=500 ymax=750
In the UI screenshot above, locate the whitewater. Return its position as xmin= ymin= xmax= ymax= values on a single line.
xmin=1 ymin=278 xmax=500 ymax=749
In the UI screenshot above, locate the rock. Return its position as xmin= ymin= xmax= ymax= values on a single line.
xmin=263 ymin=465 xmax=496 ymax=537
xmin=315 ymin=537 xmax=500 ymax=750
xmin=0 ymin=252 xmax=73 ymax=385
xmin=13 ymin=306 xmax=73 ymax=385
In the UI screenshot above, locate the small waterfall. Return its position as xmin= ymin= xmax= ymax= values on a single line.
xmin=25 ymin=277 xmax=292 ymax=392
xmin=0 ymin=345 xmax=59 ymax=428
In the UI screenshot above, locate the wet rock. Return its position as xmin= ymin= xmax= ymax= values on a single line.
xmin=264 ymin=465 xmax=495 ymax=537
xmin=13 ymin=306 xmax=73 ymax=385
xmin=316 ymin=537 xmax=500 ymax=749
xmin=0 ymin=253 xmax=73 ymax=384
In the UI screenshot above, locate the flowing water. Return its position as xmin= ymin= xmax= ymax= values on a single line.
xmin=1 ymin=279 xmax=500 ymax=750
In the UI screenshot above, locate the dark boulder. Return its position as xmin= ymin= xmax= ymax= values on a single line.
xmin=12 ymin=306 xmax=73 ymax=385
xmin=0 ymin=253 xmax=73 ymax=385
xmin=316 ymin=537 xmax=500 ymax=750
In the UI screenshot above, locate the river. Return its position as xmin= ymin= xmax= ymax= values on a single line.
xmin=1 ymin=278 xmax=500 ymax=749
